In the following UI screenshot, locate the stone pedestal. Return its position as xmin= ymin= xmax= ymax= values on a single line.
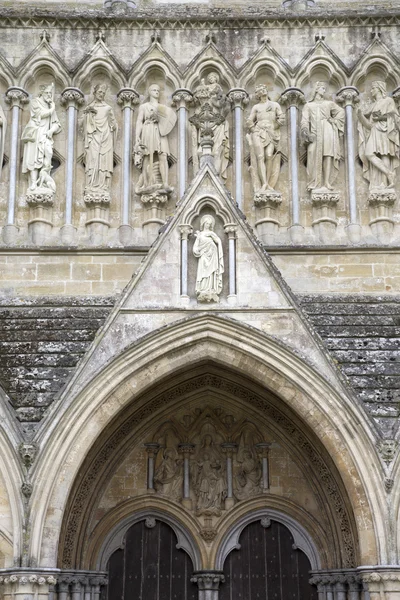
xmin=118 ymin=224 xmax=134 ymax=246
xmin=140 ymin=189 xmax=169 ymax=245
xmin=84 ymin=190 xmax=110 ymax=245
xmin=60 ymin=224 xmax=77 ymax=246
xmin=311 ymin=189 xmax=340 ymax=243
xmin=288 ymin=223 xmax=304 ymax=244
xmin=26 ymin=189 xmax=54 ymax=245
xmin=2 ymin=224 xmax=19 ymax=245
xmin=254 ymin=190 xmax=282 ymax=244
xmin=346 ymin=222 xmax=362 ymax=244
xmin=368 ymin=189 xmax=396 ymax=243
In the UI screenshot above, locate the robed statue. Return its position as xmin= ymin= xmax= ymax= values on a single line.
xmin=193 ymin=214 xmax=224 ymax=303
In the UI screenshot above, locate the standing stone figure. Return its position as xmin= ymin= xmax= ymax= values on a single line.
xmin=134 ymin=84 xmax=176 ymax=195
xmin=21 ymin=83 xmax=61 ymax=192
xmin=0 ymin=104 xmax=6 ymax=182
xmin=301 ymin=82 xmax=344 ymax=191
xmin=153 ymin=448 xmax=183 ymax=501
xmin=234 ymin=448 xmax=261 ymax=500
xmin=194 ymin=434 xmax=226 ymax=516
xmin=246 ymin=84 xmax=285 ymax=192
xmin=83 ymin=83 xmax=117 ymax=198
xmin=357 ymin=80 xmax=400 ymax=190
xmin=193 ymin=214 xmax=224 ymax=303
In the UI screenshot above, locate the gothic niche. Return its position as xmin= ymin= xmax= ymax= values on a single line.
xmin=145 ymin=406 xmax=271 ymax=541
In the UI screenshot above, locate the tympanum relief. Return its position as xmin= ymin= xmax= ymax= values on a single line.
xmin=193 ymin=214 xmax=224 ymax=303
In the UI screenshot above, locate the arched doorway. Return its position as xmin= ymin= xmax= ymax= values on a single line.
xmin=106 ymin=518 xmax=197 ymax=600
xmin=220 ymin=519 xmax=317 ymax=600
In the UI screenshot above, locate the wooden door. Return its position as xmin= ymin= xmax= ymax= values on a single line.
xmin=220 ymin=520 xmax=318 ymax=600
xmin=107 ymin=519 xmax=197 ymax=600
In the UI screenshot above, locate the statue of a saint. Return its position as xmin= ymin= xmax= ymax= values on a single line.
xmin=21 ymin=83 xmax=61 ymax=192
xmin=234 ymin=448 xmax=261 ymax=500
xmin=246 ymin=84 xmax=284 ymax=192
xmin=82 ymin=83 xmax=117 ymax=197
xmin=194 ymin=434 xmax=226 ymax=516
xmin=134 ymin=84 xmax=176 ymax=194
xmin=300 ymin=82 xmax=344 ymax=191
xmin=357 ymin=80 xmax=400 ymax=190
xmin=154 ymin=448 xmax=183 ymax=501
xmin=193 ymin=214 xmax=224 ymax=303
xmin=0 ymin=104 xmax=6 ymax=182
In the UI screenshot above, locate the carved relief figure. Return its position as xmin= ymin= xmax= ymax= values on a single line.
xmin=191 ymin=73 xmax=230 ymax=179
xmin=0 ymin=104 xmax=6 ymax=182
xmin=154 ymin=448 xmax=183 ymax=501
xmin=134 ymin=84 xmax=176 ymax=194
xmin=301 ymin=82 xmax=344 ymax=190
xmin=194 ymin=434 xmax=226 ymax=516
xmin=21 ymin=83 xmax=61 ymax=192
xmin=83 ymin=83 xmax=117 ymax=197
xmin=357 ymin=80 xmax=400 ymax=190
xmin=246 ymin=84 xmax=285 ymax=192
xmin=193 ymin=214 xmax=224 ymax=303
xmin=234 ymin=448 xmax=261 ymax=500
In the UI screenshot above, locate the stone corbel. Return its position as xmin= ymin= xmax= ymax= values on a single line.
xmin=224 ymin=223 xmax=238 ymax=305
xmin=172 ymin=89 xmax=193 ymax=199
xmin=3 ymin=87 xmax=29 ymax=245
xmin=227 ymin=88 xmax=249 ymax=210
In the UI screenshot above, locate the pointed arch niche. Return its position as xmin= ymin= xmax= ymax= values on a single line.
xmin=57 ymin=361 xmax=360 ymax=577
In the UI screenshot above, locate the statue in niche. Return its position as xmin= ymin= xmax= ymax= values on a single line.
xmin=234 ymin=448 xmax=262 ymax=500
xmin=191 ymin=72 xmax=230 ymax=179
xmin=357 ymin=80 xmax=400 ymax=190
xmin=82 ymin=83 xmax=117 ymax=200
xmin=246 ymin=83 xmax=285 ymax=193
xmin=193 ymin=434 xmax=226 ymax=516
xmin=193 ymin=214 xmax=224 ymax=303
xmin=153 ymin=448 xmax=183 ymax=501
xmin=21 ymin=83 xmax=61 ymax=193
xmin=300 ymin=81 xmax=345 ymax=191
xmin=0 ymin=104 xmax=6 ymax=182
xmin=134 ymin=84 xmax=177 ymax=197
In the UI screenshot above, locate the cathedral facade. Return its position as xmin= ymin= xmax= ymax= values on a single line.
xmin=0 ymin=0 xmax=399 ymax=598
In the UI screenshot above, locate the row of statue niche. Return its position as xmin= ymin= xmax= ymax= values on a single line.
xmin=153 ymin=435 xmax=262 ymax=516
xmin=5 ymin=78 xmax=400 ymax=202
xmin=248 ymin=80 xmax=400 ymax=196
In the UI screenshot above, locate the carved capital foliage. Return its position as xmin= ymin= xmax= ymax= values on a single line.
xmin=368 ymin=190 xmax=397 ymax=207
xmin=279 ymin=87 xmax=305 ymax=108
xmin=191 ymin=572 xmax=225 ymax=589
xmin=117 ymin=87 xmax=140 ymax=109
xmin=172 ymin=88 xmax=193 ymax=109
xmin=228 ymin=88 xmax=249 ymax=109
xmin=223 ymin=223 xmax=238 ymax=238
xmin=61 ymin=87 xmax=85 ymax=109
xmin=5 ymin=86 xmax=29 ymax=108
xmin=179 ymin=224 xmax=193 ymax=240
xmin=140 ymin=191 xmax=168 ymax=205
xmin=336 ymin=86 xmax=360 ymax=108
xmin=26 ymin=190 xmax=54 ymax=207
xmin=84 ymin=190 xmax=111 ymax=208
xmin=254 ymin=190 xmax=282 ymax=208
xmin=0 ymin=573 xmax=57 ymax=587
xmin=311 ymin=190 xmax=340 ymax=208
xmin=144 ymin=442 xmax=160 ymax=457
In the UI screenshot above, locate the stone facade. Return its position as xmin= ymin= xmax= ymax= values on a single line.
xmin=0 ymin=1 xmax=400 ymax=599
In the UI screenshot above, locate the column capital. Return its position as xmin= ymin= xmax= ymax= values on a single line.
xmin=117 ymin=87 xmax=140 ymax=109
xmin=178 ymin=443 xmax=195 ymax=455
xmin=336 ymin=86 xmax=360 ymax=107
xmin=179 ymin=224 xmax=193 ymax=240
xmin=224 ymin=223 xmax=238 ymax=239
xmin=172 ymin=88 xmax=193 ymax=109
xmin=255 ymin=442 xmax=271 ymax=457
xmin=5 ymin=86 xmax=29 ymax=108
xmin=191 ymin=571 xmax=225 ymax=589
xmin=221 ymin=442 xmax=238 ymax=457
xmin=144 ymin=442 xmax=160 ymax=457
xmin=228 ymin=88 xmax=249 ymax=109
xmin=279 ymin=87 xmax=305 ymax=108
xmin=61 ymin=87 xmax=85 ymax=109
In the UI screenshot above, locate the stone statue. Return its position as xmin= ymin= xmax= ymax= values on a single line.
xmin=0 ymin=104 xmax=6 ymax=182
xmin=194 ymin=434 xmax=226 ymax=516
xmin=234 ymin=448 xmax=261 ymax=500
xmin=21 ymin=83 xmax=61 ymax=192
xmin=82 ymin=83 xmax=117 ymax=199
xmin=153 ymin=448 xmax=183 ymax=501
xmin=134 ymin=84 xmax=177 ymax=196
xmin=193 ymin=214 xmax=224 ymax=303
xmin=191 ymin=72 xmax=230 ymax=178
xmin=300 ymin=81 xmax=344 ymax=191
xmin=357 ymin=80 xmax=400 ymax=190
xmin=246 ymin=84 xmax=285 ymax=192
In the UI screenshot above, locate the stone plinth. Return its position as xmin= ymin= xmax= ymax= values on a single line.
xmin=311 ymin=189 xmax=340 ymax=243
xmin=368 ymin=189 xmax=397 ymax=243
xmin=84 ymin=190 xmax=110 ymax=245
xmin=26 ymin=188 xmax=54 ymax=245
xmin=254 ymin=190 xmax=282 ymax=244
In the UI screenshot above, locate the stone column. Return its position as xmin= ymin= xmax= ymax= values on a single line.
xmin=191 ymin=571 xmax=225 ymax=600
xmin=60 ymin=87 xmax=85 ymax=245
xmin=221 ymin=442 xmax=237 ymax=509
xmin=228 ymin=89 xmax=249 ymax=210
xmin=144 ymin=443 xmax=160 ymax=493
xmin=172 ymin=89 xmax=193 ymax=199
xmin=179 ymin=224 xmax=193 ymax=305
xmin=3 ymin=87 xmax=29 ymax=244
xmin=336 ymin=86 xmax=361 ymax=243
xmin=178 ymin=442 xmax=195 ymax=509
xmin=117 ymin=88 xmax=140 ymax=246
xmin=255 ymin=442 xmax=271 ymax=492
xmin=279 ymin=88 xmax=305 ymax=244
xmin=224 ymin=223 xmax=237 ymax=305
